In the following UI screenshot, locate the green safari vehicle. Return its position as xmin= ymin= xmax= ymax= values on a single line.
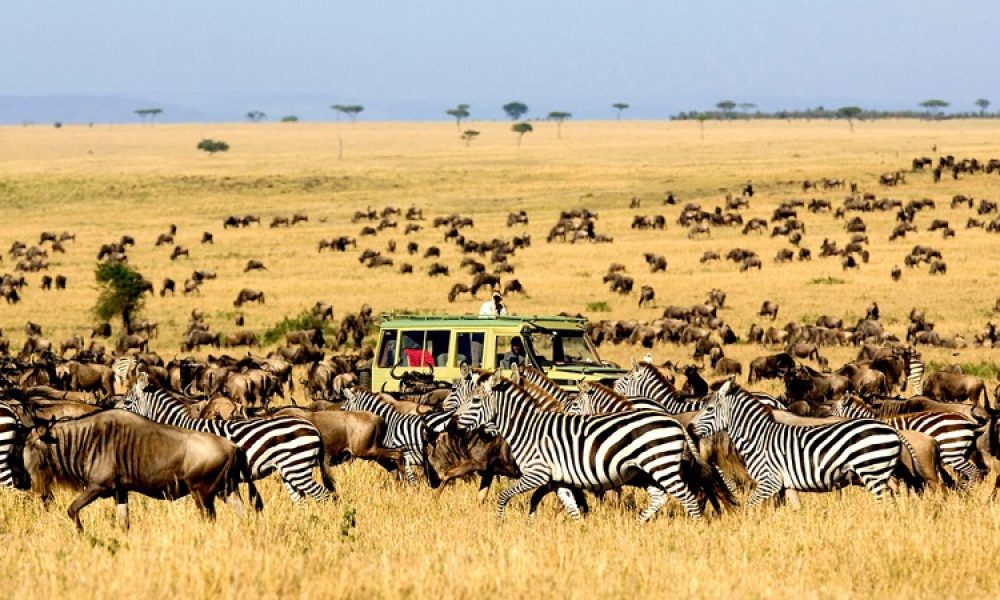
xmin=372 ymin=314 xmax=626 ymax=393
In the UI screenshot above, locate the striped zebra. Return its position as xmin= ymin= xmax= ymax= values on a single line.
xmin=517 ymin=365 xmax=575 ymax=410
xmin=833 ymin=394 xmax=984 ymax=487
xmin=121 ymin=374 xmax=334 ymax=501
xmin=568 ymin=381 xmax=664 ymax=415
xmin=0 ymin=402 xmax=22 ymax=489
xmin=112 ymin=355 xmax=138 ymax=391
xmin=907 ymin=354 xmax=925 ymax=396
xmin=613 ymin=361 xmax=704 ymax=413
xmin=692 ymin=381 xmax=908 ymax=508
xmin=342 ymin=388 xmax=432 ymax=485
xmin=456 ymin=372 xmax=703 ymax=522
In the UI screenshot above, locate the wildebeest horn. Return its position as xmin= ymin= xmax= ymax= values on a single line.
xmin=389 ymin=363 xmax=402 ymax=380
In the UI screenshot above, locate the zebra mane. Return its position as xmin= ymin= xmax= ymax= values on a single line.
xmin=720 ymin=383 xmax=775 ymax=418
xmin=843 ymin=393 xmax=877 ymax=416
xmin=582 ymin=382 xmax=633 ymax=409
xmin=491 ymin=378 xmax=563 ymax=413
xmin=638 ymin=362 xmax=676 ymax=393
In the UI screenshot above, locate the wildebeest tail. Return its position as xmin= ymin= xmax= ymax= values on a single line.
xmin=234 ymin=448 xmax=264 ymax=512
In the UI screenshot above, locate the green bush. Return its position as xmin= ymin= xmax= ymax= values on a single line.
xmin=262 ymin=310 xmax=333 ymax=345
xmin=808 ymin=276 xmax=845 ymax=285
xmin=197 ymin=139 xmax=230 ymax=154
xmin=586 ymin=301 xmax=612 ymax=312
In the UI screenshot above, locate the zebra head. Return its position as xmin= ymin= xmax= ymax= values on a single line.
xmin=341 ymin=387 xmax=362 ymax=412
xmin=612 ymin=362 xmax=639 ymax=395
xmin=692 ymin=380 xmax=736 ymax=438
xmin=120 ymin=371 xmax=151 ymax=415
xmin=455 ymin=372 xmax=500 ymax=435
xmin=443 ymin=363 xmax=487 ymax=412
xmin=566 ymin=381 xmax=592 ymax=415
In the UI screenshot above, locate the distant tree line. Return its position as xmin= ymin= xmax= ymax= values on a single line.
xmin=673 ymin=98 xmax=995 ymax=123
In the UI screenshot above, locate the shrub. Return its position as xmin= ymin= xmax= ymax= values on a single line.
xmin=586 ymin=301 xmax=612 ymax=312
xmin=261 ymin=310 xmax=334 ymax=345
xmin=197 ymin=139 xmax=230 ymax=154
xmin=808 ymin=276 xmax=845 ymax=285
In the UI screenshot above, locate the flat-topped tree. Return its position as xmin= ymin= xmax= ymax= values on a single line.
xmin=446 ymin=104 xmax=470 ymax=130
xmin=612 ymin=102 xmax=629 ymax=120
xmin=837 ymin=106 xmax=863 ymax=132
xmin=919 ymin=99 xmax=949 ymax=118
xmin=246 ymin=111 xmax=266 ymax=122
xmin=461 ymin=129 xmax=480 ymax=146
xmin=976 ymin=98 xmax=990 ymax=116
xmin=503 ymin=101 xmax=528 ymax=120
xmin=511 ymin=122 xmax=533 ymax=146
xmin=134 ymin=108 xmax=163 ymax=124
xmin=332 ymin=104 xmax=365 ymax=125
xmin=547 ymin=111 xmax=571 ymax=139
xmin=716 ymin=100 xmax=736 ymax=118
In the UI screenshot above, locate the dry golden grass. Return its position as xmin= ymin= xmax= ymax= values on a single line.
xmin=2 ymin=119 xmax=1000 ymax=598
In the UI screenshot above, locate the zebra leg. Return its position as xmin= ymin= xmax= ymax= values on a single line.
xmin=403 ymin=458 xmax=418 ymax=486
xmin=642 ymin=457 xmax=702 ymax=519
xmin=947 ymin=458 xmax=985 ymax=490
xmin=638 ymin=486 xmax=669 ymax=523
xmin=496 ymin=469 xmax=550 ymax=521
xmin=281 ymin=477 xmax=305 ymax=503
xmin=555 ymin=487 xmax=584 ymax=520
xmin=855 ymin=468 xmax=894 ymax=501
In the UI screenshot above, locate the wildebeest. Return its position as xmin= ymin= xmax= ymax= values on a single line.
xmin=758 ymin=300 xmax=779 ymax=321
xmin=244 ymin=259 xmax=267 ymax=272
xmin=234 ymin=288 xmax=265 ymax=307
xmin=747 ymin=352 xmax=795 ymax=383
xmin=638 ymin=285 xmax=655 ymax=308
xmin=23 ymin=410 xmax=260 ymax=531
xmin=923 ymin=371 xmax=986 ymax=405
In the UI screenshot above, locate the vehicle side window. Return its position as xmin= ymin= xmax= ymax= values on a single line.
xmin=496 ymin=335 xmax=526 ymax=369
xmin=456 ymin=332 xmax=485 ymax=367
xmin=427 ymin=330 xmax=451 ymax=367
xmin=378 ymin=330 xmax=398 ymax=368
xmin=401 ymin=331 xmax=432 ymax=366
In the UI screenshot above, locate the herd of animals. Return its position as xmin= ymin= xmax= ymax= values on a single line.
xmin=2 ymin=153 xmax=1000 ymax=530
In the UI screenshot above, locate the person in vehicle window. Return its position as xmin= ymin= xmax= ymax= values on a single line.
xmin=402 ymin=336 xmax=435 ymax=367
xmin=502 ymin=337 xmax=526 ymax=368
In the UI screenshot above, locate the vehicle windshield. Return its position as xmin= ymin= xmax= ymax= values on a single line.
xmin=523 ymin=329 xmax=601 ymax=367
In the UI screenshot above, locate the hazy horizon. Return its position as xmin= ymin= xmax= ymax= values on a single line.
xmin=3 ymin=1 xmax=997 ymax=123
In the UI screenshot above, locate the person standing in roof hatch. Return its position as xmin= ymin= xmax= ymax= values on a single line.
xmin=479 ymin=291 xmax=508 ymax=316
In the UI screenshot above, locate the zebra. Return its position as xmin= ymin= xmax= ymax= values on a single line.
xmin=342 ymin=388 xmax=432 ymax=485
xmin=0 ymin=402 xmax=22 ymax=489
xmin=121 ymin=374 xmax=334 ymax=501
xmin=568 ymin=381 xmax=664 ymax=415
xmin=692 ymin=381 xmax=910 ymax=508
xmin=455 ymin=372 xmax=704 ymax=522
xmin=112 ymin=355 xmax=138 ymax=391
xmin=517 ymin=365 xmax=575 ymax=410
xmin=613 ymin=361 xmax=704 ymax=413
xmin=833 ymin=394 xmax=985 ymax=488
xmin=907 ymin=354 xmax=925 ymax=396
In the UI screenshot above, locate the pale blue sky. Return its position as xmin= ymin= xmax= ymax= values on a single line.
xmin=2 ymin=1 xmax=996 ymax=122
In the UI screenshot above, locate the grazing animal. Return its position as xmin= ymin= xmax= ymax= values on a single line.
xmin=456 ymin=374 xmax=704 ymax=522
xmin=233 ymin=288 xmax=265 ymax=307
xmin=22 ymin=410 xmax=260 ymax=532
xmin=0 ymin=403 xmax=22 ymax=489
xmin=342 ymin=388 xmax=432 ymax=485
xmin=122 ymin=376 xmax=335 ymax=502
xmin=758 ymin=300 xmax=779 ymax=320
xmin=692 ymin=382 xmax=907 ymax=508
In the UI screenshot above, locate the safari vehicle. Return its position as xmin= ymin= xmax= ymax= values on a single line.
xmin=372 ymin=314 xmax=625 ymax=393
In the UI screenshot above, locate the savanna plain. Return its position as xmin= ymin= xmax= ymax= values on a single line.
xmin=2 ymin=119 xmax=1000 ymax=598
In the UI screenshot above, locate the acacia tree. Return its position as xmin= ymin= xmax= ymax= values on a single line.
xmin=919 ymin=99 xmax=949 ymax=118
xmin=446 ymin=104 xmax=471 ymax=130
xmin=612 ymin=102 xmax=629 ymax=120
xmin=738 ymin=102 xmax=756 ymax=118
xmin=511 ymin=122 xmax=533 ymax=145
xmin=976 ymin=98 xmax=990 ymax=116
xmin=503 ymin=101 xmax=528 ymax=120
xmin=716 ymin=100 xmax=736 ymax=118
xmin=94 ymin=262 xmax=151 ymax=334
xmin=246 ymin=111 xmax=266 ymax=122
xmin=837 ymin=106 xmax=863 ymax=132
xmin=332 ymin=104 xmax=365 ymax=124
xmin=547 ymin=111 xmax=571 ymax=138
xmin=134 ymin=108 xmax=163 ymax=124
xmin=461 ymin=129 xmax=480 ymax=146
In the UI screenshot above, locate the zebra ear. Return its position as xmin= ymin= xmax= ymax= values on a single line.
xmin=578 ymin=381 xmax=591 ymax=393
xmin=510 ymin=363 xmax=520 ymax=383
xmin=460 ymin=362 xmax=471 ymax=378
xmin=630 ymin=358 xmax=639 ymax=370
xmin=136 ymin=371 xmax=149 ymax=387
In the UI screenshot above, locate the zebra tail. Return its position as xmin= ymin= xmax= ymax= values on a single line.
xmin=894 ymin=432 xmax=925 ymax=492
